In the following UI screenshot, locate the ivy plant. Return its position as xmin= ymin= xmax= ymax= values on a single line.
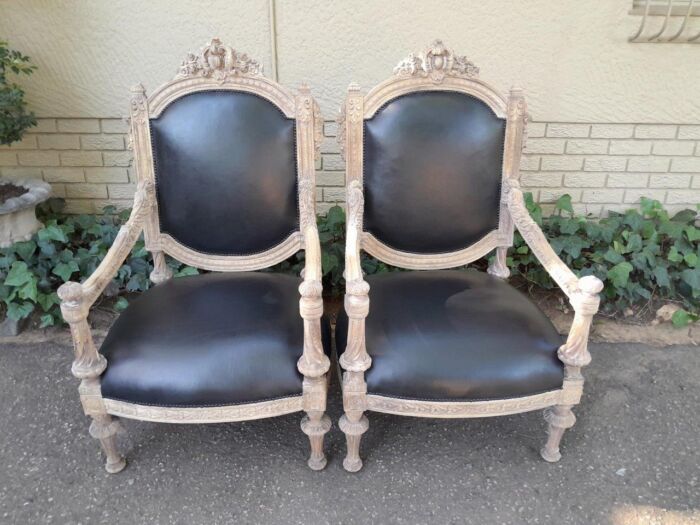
xmin=0 ymin=40 xmax=36 ymax=145
xmin=0 ymin=200 xmax=198 ymax=327
xmin=1 ymin=195 xmax=697 ymax=328
xmin=507 ymin=194 xmax=699 ymax=326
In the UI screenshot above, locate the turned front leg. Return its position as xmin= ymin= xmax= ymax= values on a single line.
xmin=298 ymin=279 xmax=331 ymax=470
xmin=540 ymin=404 xmax=576 ymax=462
xmin=59 ymin=282 xmax=127 ymax=473
xmin=339 ymin=370 xmax=369 ymax=472
xmin=541 ymin=276 xmax=603 ymax=463
xmin=90 ymin=413 xmax=126 ymax=473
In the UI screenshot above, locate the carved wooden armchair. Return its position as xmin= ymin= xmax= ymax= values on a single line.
xmin=58 ymin=39 xmax=331 ymax=473
xmin=335 ymin=41 xmax=604 ymax=472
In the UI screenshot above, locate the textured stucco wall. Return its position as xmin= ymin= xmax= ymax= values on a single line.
xmin=0 ymin=0 xmax=272 ymax=117
xmin=1 ymin=0 xmax=698 ymax=122
xmin=0 ymin=0 xmax=699 ymax=214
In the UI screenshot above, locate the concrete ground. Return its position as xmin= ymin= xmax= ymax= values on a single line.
xmin=0 ymin=340 xmax=698 ymax=525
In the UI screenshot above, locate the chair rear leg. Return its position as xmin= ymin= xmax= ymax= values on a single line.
xmin=89 ymin=413 xmax=126 ymax=473
xmin=540 ymin=404 xmax=576 ymax=462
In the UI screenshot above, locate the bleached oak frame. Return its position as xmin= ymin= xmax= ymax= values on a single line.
xmin=337 ymin=40 xmax=604 ymax=472
xmin=58 ymin=38 xmax=330 ymax=473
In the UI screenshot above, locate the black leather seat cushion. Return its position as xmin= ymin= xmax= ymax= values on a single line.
xmin=363 ymin=91 xmax=505 ymax=253
xmin=101 ymin=272 xmax=331 ymax=407
xmin=150 ymin=91 xmax=298 ymax=255
xmin=336 ymin=270 xmax=564 ymax=401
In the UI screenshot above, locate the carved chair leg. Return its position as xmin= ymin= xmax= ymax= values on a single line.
xmin=540 ymin=404 xmax=576 ymax=463
xmin=339 ymin=411 xmax=369 ymax=472
xmin=301 ymin=407 xmax=332 ymax=471
xmin=299 ymin=374 xmax=331 ymax=470
xmin=89 ymin=413 xmax=126 ymax=473
xmin=339 ymin=368 xmax=370 ymax=472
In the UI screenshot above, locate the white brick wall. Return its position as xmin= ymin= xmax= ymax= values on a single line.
xmin=1 ymin=119 xmax=699 ymax=216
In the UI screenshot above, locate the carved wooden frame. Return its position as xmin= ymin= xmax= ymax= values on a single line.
xmin=337 ymin=40 xmax=604 ymax=472
xmin=58 ymin=38 xmax=330 ymax=473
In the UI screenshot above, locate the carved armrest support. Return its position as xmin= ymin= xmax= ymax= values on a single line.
xmin=58 ymin=181 xmax=154 ymax=380
xmin=505 ymin=180 xmax=579 ymax=297
xmin=505 ymin=180 xmax=604 ymax=372
xmin=558 ymin=275 xmax=604 ymax=372
xmin=297 ymin=218 xmax=330 ymax=379
xmin=339 ymin=181 xmax=372 ymax=373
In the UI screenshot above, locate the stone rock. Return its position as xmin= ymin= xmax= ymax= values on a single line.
xmin=654 ymin=304 xmax=682 ymax=324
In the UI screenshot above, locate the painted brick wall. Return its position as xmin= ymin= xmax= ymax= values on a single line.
xmin=1 ymin=118 xmax=699 ymax=216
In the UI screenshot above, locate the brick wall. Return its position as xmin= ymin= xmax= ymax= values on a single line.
xmin=1 ymin=118 xmax=699 ymax=216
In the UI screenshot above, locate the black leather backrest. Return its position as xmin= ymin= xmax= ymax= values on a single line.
xmin=150 ymin=91 xmax=298 ymax=255
xmin=363 ymin=91 xmax=505 ymax=253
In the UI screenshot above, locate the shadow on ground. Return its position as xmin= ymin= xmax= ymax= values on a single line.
xmin=0 ymin=341 xmax=698 ymax=524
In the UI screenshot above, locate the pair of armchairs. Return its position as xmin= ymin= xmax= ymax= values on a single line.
xmin=58 ymin=39 xmax=603 ymax=474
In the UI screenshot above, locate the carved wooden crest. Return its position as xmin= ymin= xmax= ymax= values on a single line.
xmin=393 ymin=40 xmax=479 ymax=82
xmin=175 ymin=38 xmax=263 ymax=81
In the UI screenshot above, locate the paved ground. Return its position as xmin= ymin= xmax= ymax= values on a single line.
xmin=0 ymin=340 xmax=698 ymax=525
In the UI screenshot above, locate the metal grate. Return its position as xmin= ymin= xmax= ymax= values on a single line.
xmin=629 ymin=0 xmax=700 ymax=42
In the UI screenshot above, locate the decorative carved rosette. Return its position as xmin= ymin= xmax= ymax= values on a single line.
xmin=174 ymin=38 xmax=263 ymax=82
xmin=394 ymin=40 xmax=480 ymax=83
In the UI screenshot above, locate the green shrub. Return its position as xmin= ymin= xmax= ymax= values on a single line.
xmin=0 ymin=40 xmax=37 ymax=145
xmin=0 ymin=200 xmax=197 ymax=327
xmin=508 ymin=194 xmax=699 ymax=325
xmin=314 ymin=196 xmax=699 ymax=325
xmin=1 ymin=195 xmax=697 ymax=328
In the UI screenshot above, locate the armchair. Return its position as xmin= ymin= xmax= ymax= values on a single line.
xmin=58 ymin=39 xmax=331 ymax=473
xmin=336 ymin=41 xmax=603 ymax=472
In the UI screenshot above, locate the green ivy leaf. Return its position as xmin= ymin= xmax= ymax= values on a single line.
xmin=6 ymin=301 xmax=34 ymax=321
xmin=607 ymin=262 xmax=633 ymax=288
xmin=52 ymin=261 xmax=79 ymax=281
xmin=17 ymin=278 xmax=38 ymax=302
xmin=4 ymin=261 xmax=32 ymax=286
xmin=652 ymin=266 xmax=670 ymax=287
xmin=685 ymin=253 xmax=698 ymax=268
xmin=681 ymin=267 xmax=700 ymax=291
xmin=555 ymin=194 xmax=574 ymax=215
xmin=685 ymin=226 xmax=700 ymax=243
xmin=37 ymin=224 xmax=68 ymax=243
xmin=671 ymin=309 xmax=695 ymax=328
xmin=603 ymin=248 xmax=624 ymax=264
xmin=39 ymin=313 xmax=55 ymax=328
xmin=114 ymin=297 xmax=129 ymax=312
xmin=175 ymin=266 xmax=199 ymax=277
xmin=13 ymin=240 xmax=36 ymax=261
xmin=668 ymin=247 xmax=684 ymax=263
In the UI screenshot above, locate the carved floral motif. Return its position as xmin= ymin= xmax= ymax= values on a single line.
xmin=394 ymin=40 xmax=480 ymax=82
xmin=174 ymin=38 xmax=263 ymax=81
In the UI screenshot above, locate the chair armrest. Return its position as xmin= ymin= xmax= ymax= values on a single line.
xmin=340 ymin=181 xmax=371 ymax=373
xmin=58 ymin=181 xmax=154 ymax=309
xmin=297 ymin=185 xmax=330 ymax=380
xmin=505 ymin=179 xmax=604 ymax=371
xmin=58 ymin=181 xmax=154 ymax=380
xmin=505 ymin=180 xmax=581 ymax=298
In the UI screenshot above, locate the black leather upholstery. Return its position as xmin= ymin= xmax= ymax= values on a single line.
xmin=150 ymin=91 xmax=298 ymax=255
xmin=336 ymin=270 xmax=564 ymax=401
xmin=100 ymin=273 xmax=331 ymax=407
xmin=363 ymin=91 xmax=505 ymax=253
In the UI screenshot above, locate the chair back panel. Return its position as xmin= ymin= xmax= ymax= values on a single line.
xmin=363 ymin=91 xmax=505 ymax=254
xmin=149 ymin=90 xmax=298 ymax=256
